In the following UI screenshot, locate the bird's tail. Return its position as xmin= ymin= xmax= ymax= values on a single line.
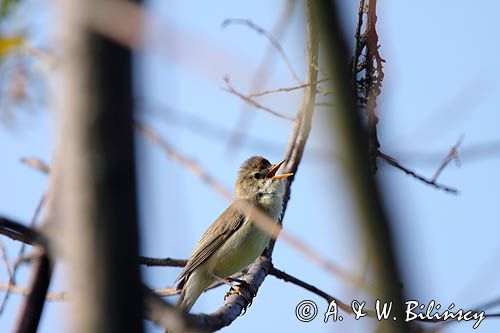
xmin=176 ymin=270 xmax=210 ymax=312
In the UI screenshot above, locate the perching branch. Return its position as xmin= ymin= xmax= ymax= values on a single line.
xmin=0 ymin=217 xmax=360 ymax=312
xmin=2 ymin=217 xmax=498 ymax=327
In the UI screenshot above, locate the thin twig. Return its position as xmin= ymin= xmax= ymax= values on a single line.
xmin=223 ymin=76 xmax=295 ymax=120
xmin=138 ymin=256 xmax=186 ymax=267
xmin=0 ymin=283 xmax=178 ymax=301
xmin=315 ymin=102 xmax=336 ymax=108
xmin=353 ymin=0 xmax=385 ymax=173
xmin=222 ymin=18 xmax=302 ymax=84
xmin=139 ymin=101 xmax=290 ymax=154
xmin=379 ymin=152 xmax=459 ymax=194
xmin=0 ymin=192 xmax=46 ymax=313
xmin=20 ymin=157 xmax=50 ymax=174
xmin=431 ymin=136 xmax=463 ymax=182
xmin=352 ymin=0 xmax=366 ymax=78
xmin=0 ymin=241 xmax=13 ymax=282
xmin=387 ymin=139 xmax=500 ymax=166
xmin=135 ymin=122 xmax=234 ymax=200
xmin=225 ymin=1 xmax=296 ymax=151
xmin=0 ymin=283 xmax=70 ymax=301
xmin=0 ymin=239 xmax=13 ymax=314
xmin=269 ymin=266 xmax=352 ymax=313
xmin=248 ymin=78 xmax=329 ymax=98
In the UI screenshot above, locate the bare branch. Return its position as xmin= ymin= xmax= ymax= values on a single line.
xmin=223 ymin=76 xmax=295 ymax=120
xmin=140 ymin=254 xmax=369 ymax=309
xmin=352 ymin=0 xmax=366 ymax=77
xmin=222 ymin=18 xmax=302 ymax=84
xmin=19 ymin=157 xmax=50 ymax=174
xmin=142 ymin=285 xmax=189 ymax=331
xmin=379 ymin=152 xmax=458 ymax=194
xmin=352 ymin=0 xmax=385 ymax=173
xmin=3 ymin=220 xmax=494 ymax=329
xmin=387 ymin=139 xmax=500 ymax=166
xmin=0 ymin=217 xmax=46 ymax=246
xmin=138 ymin=254 xmax=356 ymax=314
xmin=1 ymin=212 xmax=367 ymax=294
xmin=248 ymin=78 xmax=329 ymax=98
xmin=0 ymin=283 xmax=177 ymax=301
xmin=431 ymin=136 xmax=463 ymax=182
xmin=269 ymin=266 xmax=352 ymax=313
xmin=0 ymin=242 xmax=12 ymax=282
xmin=0 ymin=239 xmax=13 ymax=314
xmin=0 ymin=191 xmax=46 ymax=313
xmin=135 ymin=122 xmax=234 ymax=200
xmin=0 ymin=283 xmax=71 ymax=302
xmin=13 ymin=252 xmax=52 ymax=332
xmin=139 ymin=101 xmax=289 ymax=153
xmin=138 ymin=256 xmax=186 ymax=267
xmin=225 ymin=1 xmax=296 ymax=151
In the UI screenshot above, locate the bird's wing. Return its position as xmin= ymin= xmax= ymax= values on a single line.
xmin=176 ymin=201 xmax=247 ymax=286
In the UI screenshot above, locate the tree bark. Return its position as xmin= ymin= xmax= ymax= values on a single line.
xmin=56 ymin=0 xmax=143 ymax=331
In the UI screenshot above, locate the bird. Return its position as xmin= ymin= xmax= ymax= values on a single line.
xmin=175 ymin=156 xmax=293 ymax=312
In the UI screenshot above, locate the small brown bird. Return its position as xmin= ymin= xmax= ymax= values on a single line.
xmin=175 ymin=156 xmax=293 ymax=312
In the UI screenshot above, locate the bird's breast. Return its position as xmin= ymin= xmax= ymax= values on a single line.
xmin=212 ymin=217 xmax=273 ymax=278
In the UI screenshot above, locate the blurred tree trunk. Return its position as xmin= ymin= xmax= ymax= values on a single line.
xmin=56 ymin=0 xmax=143 ymax=332
xmin=314 ymin=1 xmax=409 ymax=332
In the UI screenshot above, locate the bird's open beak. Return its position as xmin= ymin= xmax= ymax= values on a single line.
xmin=266 ymin=159 xmax=294 ymax=179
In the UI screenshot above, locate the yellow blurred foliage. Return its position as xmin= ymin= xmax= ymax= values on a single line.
xmin=0 ymin=35 xmax=24 ymax=58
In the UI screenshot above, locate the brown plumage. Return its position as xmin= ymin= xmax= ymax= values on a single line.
xmin=174 ymin=156 xmax=292 ymax=312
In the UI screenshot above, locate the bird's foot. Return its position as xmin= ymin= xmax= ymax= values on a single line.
xmin=223 ymin=279 xmax=256 ymax=313
xmin=226 ymin=278 xmax=257 ymax=298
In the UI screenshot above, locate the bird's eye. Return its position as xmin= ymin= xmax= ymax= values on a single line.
xmin=253 ymin=172 xmax=261 ymax=179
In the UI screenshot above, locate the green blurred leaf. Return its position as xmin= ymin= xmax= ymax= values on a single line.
xmin=1 ymin=0 xmax=21 ymax=18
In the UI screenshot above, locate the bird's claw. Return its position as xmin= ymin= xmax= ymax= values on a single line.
xmin=223 ymin=280 xmax=256 ymax=314
xmin=227 ymin=278 xmax=257 ymax=298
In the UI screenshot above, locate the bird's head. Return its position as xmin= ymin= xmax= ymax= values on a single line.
xmin=234 ymin=156 xmax=293 ymax=204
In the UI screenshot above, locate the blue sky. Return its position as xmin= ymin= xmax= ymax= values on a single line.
xmin=1 ymin=0 xmax=499 ymax=332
